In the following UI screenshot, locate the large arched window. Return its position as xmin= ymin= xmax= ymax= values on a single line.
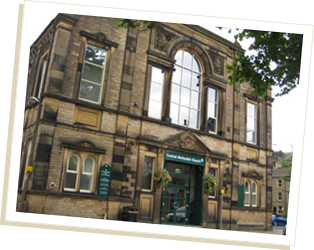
xmin=170 ymin=50 xmax=202 ymax=129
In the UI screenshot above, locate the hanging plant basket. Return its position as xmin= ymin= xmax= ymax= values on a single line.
xmin=153 ymin=169 xmax=172 ymax=187
xmin=203 ymin=174 xmax=217 ymax=194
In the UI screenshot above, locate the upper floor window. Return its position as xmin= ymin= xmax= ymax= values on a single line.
xmin=207 ymin=87 xmax=218 ymax=133
xmin=35 ymin=52 xmax=48 ymax=99
xmin=148 ymin=67 xmax=164 ymax=119
xmin=247 ymin=102 xmax=257 ymax=144
xmin=278 ymin=180 xmax=282 ymax=187
xmin=171 ymin=50 xmax=201 ymax=129
xmin=64 ymin=154 xmax=95 ymax=193
xmin=244 ymin=180 xmax=258 ymax=207
xmin=79 ymin=44 xmax=107 ymax=104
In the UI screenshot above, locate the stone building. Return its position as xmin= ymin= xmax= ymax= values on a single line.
xmin=272 ymin=153 xmax=291 ymax=216
xmin=17 ymin=13 xmax=274 ymax=231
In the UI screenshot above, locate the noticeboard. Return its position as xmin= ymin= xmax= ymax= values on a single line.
xmin=98 ymin=164 xmax=112 ymax=197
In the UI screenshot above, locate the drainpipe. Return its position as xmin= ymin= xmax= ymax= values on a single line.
xmin=18 ymin=29 xmax=55 ymax=212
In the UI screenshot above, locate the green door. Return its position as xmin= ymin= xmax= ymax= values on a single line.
xmin=160 ymin=162 xmax=203 ymax=225
xmin=161 ymin=186 xmax=189 ymax=224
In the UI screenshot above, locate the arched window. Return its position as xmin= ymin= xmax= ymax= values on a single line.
xmin=170 ymin=50 xmax=201 ymax=129
xmin=80 ymin=157 xmax=94 ymax=193
xmin=244 ymin=181 xmax=250 ymax=206
xmin=252 ymin=182 xmax=257 ymax=207
xmin=64 ymin=154 xmax=95 ymax=193
xmin=64 ymin=155 xmax=80 ymax=191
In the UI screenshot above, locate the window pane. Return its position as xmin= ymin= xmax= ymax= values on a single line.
xmin=208 ymin=117 xmax=216 ymax=133
xmin=152 ymin=67 xmax=164 ymax=84
xmin=79 ymin=80 xmax=101 ymax=103
xmin=252 ymin=183 xmax=257 ymax=193
xmin=190 ymin=109 xmax=199 ymax=129
xmin=180 ymin=106 xmax=189 ymax=126
xmin=148 ymin=100 xmax=162 ymax=119
xmin=68 ymin=156 xmax=78 ymax=171
xmin=150 ymin=82 xmax=163 ymax=101
xmin=170 ymin=103 xmax=179 ymax=124
xmin=247 ymin=117 xmax=256 ymax=130
xmin=84 ymin=158 xmax=93 ymax=173
xmin=192 ymin=73 xmax=200 ymax=90
xmin=247 ymin=103 xmax=256 ymax=116
xmin=208 ymin=102 xmax=217 ymax=118
xmin=252 ymin=194 xmax=257 ymax=206
xmin=181 ymin=87 xmax=190 ymax=106
xmin=247 ymin=131 xmax=256 ymax=143
xmin=65 ymin=173 xmax=77 ymax=189
xmin=82 ymin=63 xmax=104 ymax=84
xmin=245 ymin=182 xmax=249 ymax=192
xmin=174 ymin=50 xmax=183 ymax=65
xmin=171 ymin=84 xmax=180 ymax=104
xmin=193 ymin=58 xmax=200 ymax=73
xmin=173 ymin=66 xmax=182 ymax=84
xmin=182 ymin=69 xmax=191 ymax=88
xmin=208 ymin=88 xmax=217 ymax=102
xmin=245 ymin=194 xmax=250 ymax=205
xmin=183 ymin=51 xmax=193 ymax=68
xmin=191 ymin=91 xmax=200 ymax=109
xmin=80 ymin=174 xmax=92 ymax=191
xmin=142 ymin=156 xmax=153 ymax=190
xmin=85 ymin=45 xmax=106 ymax=66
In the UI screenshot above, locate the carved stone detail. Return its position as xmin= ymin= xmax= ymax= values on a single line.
xmin=155 ymin=29 xmax=176 ymax=52
xmin=208 ymin=51 xmax=224 ymax=76
xmin=168 ymin=135 xmax=205 ymax=153
xmin=77 ymin=141 xmax=95 ymax=149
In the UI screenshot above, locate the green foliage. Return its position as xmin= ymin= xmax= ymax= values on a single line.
xmin=203 ymin=174 xmax=217 ymax=194
xmin=227 ymin=30 xmax=303 ymax=97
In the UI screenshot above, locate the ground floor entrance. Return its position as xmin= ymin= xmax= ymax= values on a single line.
xmin=160 ymin=159 xmax=203 ymax=225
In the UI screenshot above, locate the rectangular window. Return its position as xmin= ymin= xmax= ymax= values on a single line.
xmin=35 ymin=53 xmax=48 ymax=99
xmin=208 ymin=168 xmax=217 ymax=197
xmin=247 ymin=102 xmax=257 ymax=144
xmin=207 ymin=87 xmax=218 ymax=133
xmin=278 ymin=192 xmax=282 ymax=201
xmin=79 ymin=44 xmax=107 ymax=103
xmin=278 ymin=180 xmax=282 ymax=187
xmin=142 ymin=156 xmax=154 ymax=190
xmin=148 ymin=67 xmax=164 ymax=119
xmin=252 ymin=182 xmax=257 ymax=207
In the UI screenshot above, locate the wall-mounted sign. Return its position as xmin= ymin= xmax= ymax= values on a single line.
xmin=165 ymin=150 xmax=205 ymax=167
xmin=98 ymin=164 xmax=112 ymax=197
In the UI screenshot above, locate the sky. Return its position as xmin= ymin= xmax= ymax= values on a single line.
xmin=21 ymin=4 xmax=305 ymax=154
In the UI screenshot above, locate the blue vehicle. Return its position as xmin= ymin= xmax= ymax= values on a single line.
xmin=272 ymin=214 xmax=287 ymax=226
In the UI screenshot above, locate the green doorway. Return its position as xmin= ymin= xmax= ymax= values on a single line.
xmin=160 ymin=161 xmax=203 ymax=225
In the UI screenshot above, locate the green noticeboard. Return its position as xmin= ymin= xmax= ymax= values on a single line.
xmin=165 ymin=150 xmax=205 ymax=167
xmin=98 ymin=164 xmax=112 ymax=197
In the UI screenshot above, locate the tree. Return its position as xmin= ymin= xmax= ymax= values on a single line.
xmin=226 ymin=30 xmax=303 ymax=97
xmin=113 ymin=19 xmax=303 ymax=98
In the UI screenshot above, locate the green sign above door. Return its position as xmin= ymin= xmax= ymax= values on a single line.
xmin=165 ymin=150 xmax=205 ymax=167
xmin=98 ymin=164 xmax=112 ymax=197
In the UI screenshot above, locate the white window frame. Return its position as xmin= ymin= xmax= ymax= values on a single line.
xmin=79 ymin=44 xmax=107 ymax=104
xmin=247 ymin=102 xmax=257 ymax=144
xmin=64 ymin=154 xmax=95 ymax=193
xmin=207 ymin=87 xmax=218 ymax=134
xmin=244 ymin=181 xmax=250 ymax=207
xmin=148 ymin=67 xmax=164 ymax=119
xmin=251 ymin=181 xmax=257 ymax=207
xmin=171 ymin=50 xmax=202 ymax=129
xmin=141 ymin=156 xmax=155 ymax=191
xmin=80 ymin=157 xmax=95 ymax=193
